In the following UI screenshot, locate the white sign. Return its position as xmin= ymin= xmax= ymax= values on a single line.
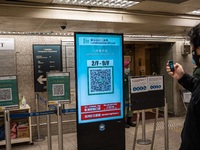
xmin=131 ymin=77 xmax=148 ymax=93
xmin=131 ymin=76 xmax=163 ymax=93
xmin=0 ymin=38 xmax=14 ymax=50
xmin=148 ymin=76 xmax=163 ymax=91
xmin=87 ymin=60 xmax=113 ymax=67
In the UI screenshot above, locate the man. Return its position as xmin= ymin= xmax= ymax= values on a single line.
xmin=192 ymin=47 xmax=200 ymax=78
xmin=124 ymin=60 xmax=136 ymax=128
xmin=166 ymin=23 xmax=200 ymax=150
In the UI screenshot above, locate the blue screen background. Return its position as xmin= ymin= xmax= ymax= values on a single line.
xmin=75 ymin=33 xmax=123 ymax=124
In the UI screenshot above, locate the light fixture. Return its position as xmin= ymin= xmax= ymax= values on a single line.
xmin=0 ymin=31 xmax=74 ymax=36
xmin=124 ymin=35 xmax=184 ymax=40
xmin=186 ymin=9 xmax=200 ymax=15
xmin=52 ymin=0 xmax=140 ymax=9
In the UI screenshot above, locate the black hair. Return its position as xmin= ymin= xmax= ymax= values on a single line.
xmin=188 ymin=23 xmax=200 ymax=50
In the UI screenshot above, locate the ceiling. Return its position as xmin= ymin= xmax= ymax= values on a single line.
xmin=0 ymin=0 xmax=200 ymax=36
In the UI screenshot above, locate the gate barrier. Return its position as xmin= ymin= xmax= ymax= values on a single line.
xmin=2 ymin=95 xmax=76 ymax=150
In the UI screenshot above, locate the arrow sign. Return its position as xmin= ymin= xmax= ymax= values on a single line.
xmin=37 ymin=75 xmax=47 ymax=84
xmin=33 ymin=45 xmax=62 ymax=92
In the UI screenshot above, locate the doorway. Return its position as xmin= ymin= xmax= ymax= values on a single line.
xmin=124 ymin=41 xmax=174 ymax=114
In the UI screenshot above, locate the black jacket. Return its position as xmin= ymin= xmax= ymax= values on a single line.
xmin=178 ymin=73 xmax=200 ymax=150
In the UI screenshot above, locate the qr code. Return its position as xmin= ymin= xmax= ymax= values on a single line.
xmin=52 ymin=84 xmax=64 ymax=96
xmin=0 ymin=88 xmax=12 ymax=101
xmin=88 ymin=67 xmax=113 ymax=95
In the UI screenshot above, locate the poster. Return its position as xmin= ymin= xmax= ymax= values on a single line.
xmin=47 ymin=72 xmax=70 ymax=104
xmin=130 ymin=76 xmax=163 ymax=93
xmin=0 ymin=76 xmax=19 ymax=109
xmin=130 ymin=77 xmax=148 ymax=93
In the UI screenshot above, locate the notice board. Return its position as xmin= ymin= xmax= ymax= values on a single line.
xmin=130 ymin=75 xmax=164 ymax=110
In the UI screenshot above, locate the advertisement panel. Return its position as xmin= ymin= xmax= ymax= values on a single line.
xmin=75 ymin=33 xmax=124 ymax=124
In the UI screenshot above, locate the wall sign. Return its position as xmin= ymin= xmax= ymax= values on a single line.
xmin=0 ymin=76 xmax=19 ymax=109
xmin=33 ymin=45 xmax=62 ymax=92
xmin=0 ymin=38 xmax=16 ymax=76
xmin=0 ymin=38 xmax=14 ymax=50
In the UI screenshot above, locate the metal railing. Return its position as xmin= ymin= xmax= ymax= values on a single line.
xmin=3 ymin=95 xmax=76 ymax=150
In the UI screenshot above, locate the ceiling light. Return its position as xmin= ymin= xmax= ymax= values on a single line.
xmin=0 ymin=31 xmax=74 ymax=36
xmin=186 ymin=9 xmax=200 ymax=15
xmin=52 ymin=0 xmax=140 ymax=9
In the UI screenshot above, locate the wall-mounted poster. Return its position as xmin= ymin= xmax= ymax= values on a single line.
xmin=0 ymin=76 xmax=19 ymax=109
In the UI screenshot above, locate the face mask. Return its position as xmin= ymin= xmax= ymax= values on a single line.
xmin=192 ymin=58 xmax=196 ymax=64
xmin=124 ymin=68 xmax=130 ymax=74
xmin=192 ymin=50 xmax=200 ymax=67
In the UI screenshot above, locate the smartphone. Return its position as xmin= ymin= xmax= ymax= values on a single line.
xmin=168 ymin=60 xmax=174 ymax=72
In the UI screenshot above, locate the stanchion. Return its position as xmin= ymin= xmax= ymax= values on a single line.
xmin=150 ymin=108 xmax=159 ymax=150
xmin=4 ymin=110 xmax=11 ymax=150
xmin=33 ymin=94 xmax=45 ymax=142
xmin=57 ymin=102 xmax=64 ymax=150
xmin=47 ymin=104 xmax=52 ymax=150
xmin=2 ymin=94 xmax=73 ymax=150
xmin=132 ymin=112 xmax=140 ymax=150
xmin=164 ymin=98 xmax=169 ymax=150
xmin=137 ymin=110 xmax=151 ymax=145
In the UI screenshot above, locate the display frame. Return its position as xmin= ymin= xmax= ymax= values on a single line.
xmin=75 ymin=32 xmax=124 ymax=124
xmin=75 ymin=32 xmax=125 ymax=150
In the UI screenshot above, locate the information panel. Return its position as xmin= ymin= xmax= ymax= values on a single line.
xmin=0 ymin=76 xmax=19 ymax=109
xmin=131 ymin=75 xmax=164 ymax=110
xmin=75 ymin=33 xmax=124 ymax=124
xmin=47 ymin=72 xmax=70 ymax=104
xmin=75 ymin=33 xmax=125 ymax=150
xmin=33 ymin=45 xmax=62 ymax=92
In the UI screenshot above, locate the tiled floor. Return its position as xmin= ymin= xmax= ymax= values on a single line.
xmin=1 ymin=116 xmax=185 ymax=150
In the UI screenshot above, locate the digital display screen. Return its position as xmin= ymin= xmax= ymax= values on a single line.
xmin=75 ymin=33 xmax=124 ymax=124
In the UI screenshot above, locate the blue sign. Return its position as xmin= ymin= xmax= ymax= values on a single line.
xmin=75 ymin=33 xmax=124 ymax=124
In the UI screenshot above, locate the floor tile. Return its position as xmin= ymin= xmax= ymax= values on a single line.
xmin=1 ymin=116 xmax=184 ymax=150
